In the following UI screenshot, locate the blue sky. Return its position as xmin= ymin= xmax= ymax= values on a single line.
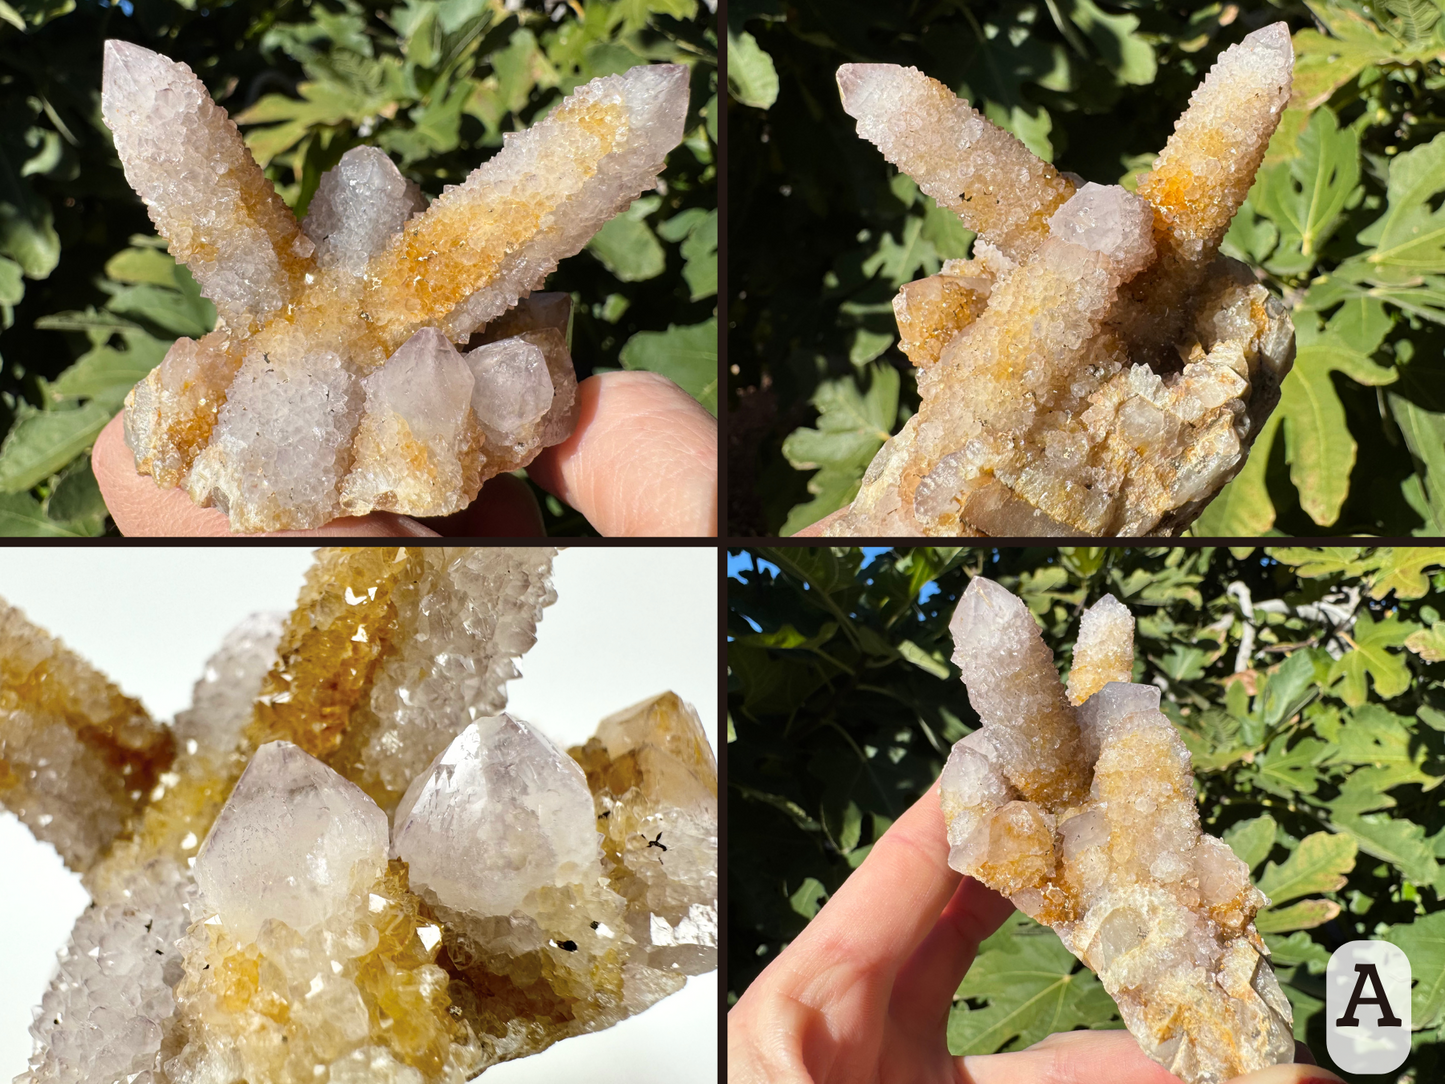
xmin=727 ymin=548 xmax=942 ymax=603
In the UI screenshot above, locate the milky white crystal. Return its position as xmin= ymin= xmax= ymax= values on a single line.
xmin=195 ymin=740 xmax=390 ymax=943
xmin=104 ymin=41 xmax=689 ymax=530
xmin=393 ymin=715 xmax=602 ymax=917
xmin=940 ymin=577 xmax=1294 ymax=1083
xmin=826 ymin=25 xmax=1297 ymax=537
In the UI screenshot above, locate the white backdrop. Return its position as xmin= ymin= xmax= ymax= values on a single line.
xmin=0 ymin=546 xmax=718 ymax=1084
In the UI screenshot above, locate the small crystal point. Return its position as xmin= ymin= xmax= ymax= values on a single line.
xmin=303 ymin=145 xmax=427 ymax=275
xmin=392 ymin=714 xmax=601 ymax=918
xmin=194 ymin=740 xmax=389 ymax=943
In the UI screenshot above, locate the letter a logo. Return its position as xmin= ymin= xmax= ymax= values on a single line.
xmin=1326 ymin=941 xmax=1411 ymax=1073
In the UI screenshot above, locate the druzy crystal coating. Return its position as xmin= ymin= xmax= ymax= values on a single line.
xmin=102 ymin=41 xmax=689 ymax=531
xmin=941 ymin=577 xmax=1293 ymax=1082
xmin=5 ymin=547 xmax=717 ymax=1084
xmin=826 ymin=25 xmax=1298 ymax=537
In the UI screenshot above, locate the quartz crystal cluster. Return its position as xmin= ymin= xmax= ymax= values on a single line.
xmin=3 ymin=547 xmax=717 ymax=1084
xmin=940 ymin=578 xmax=1293 ymax=1082
xmin=101 ymin=41 xmax=690 ymax=531
xmin=826 ymin=25 xmax=1298 ymax=537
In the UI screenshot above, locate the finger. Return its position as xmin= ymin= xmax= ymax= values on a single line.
xmin=780 ymin=780 xmax=961 ymax=997
xmin=958 ymin=1029 xmax=1187 ymax=1084
xmin=416 ymin=473 xmax=545 ymax=536
xmin=958 ymin=1030 xmax=1341 ymax=1084
xmin=527 ymin=371 xmax=716 ymax=536
xmin=1227 ymin=1066 xmax=1341 ymax=1084
xmin=93 ymin=412 xmax=438 ymax=537
xmin=888 ymin=876 xmax=1013 ymax=1039
xmin=793 ymin=507 xmax=848 ymax=537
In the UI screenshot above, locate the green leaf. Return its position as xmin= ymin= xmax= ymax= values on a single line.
xmin=0 ymin=252 xmax=22 ymax=328
xmin=1278 ymin=309 xmax=1396 ymax=527
xmin=727 ymin=29 xmax=778 ymax=110
xmin=1223 ymin=814 xmax=1278 ymax=870
xmin=781 ymin=364 xmax=900 ymax=535
xmin=948 ymin=915 xmax=1118 ymax=1055
xmin=1255 ymin=898 xmax=1341 ymax=934
xmin=587 ymin=196 xmax=666 ymax=282
xmin=44 ymin=457 xmax=106 ymax=536
xmin=48 ymin=327 xmax=168 ymax=410
xmin=788 ymin=876 xmax=828 ymax=920
xmin=1355 ymin=131 xmax=1445 ymax=286
xmin=0 ymin=490 xmax=81 ymax=536
xmin=897 ymin=639 xmax=950 ymax=679
xmin=1189 ymin=412 xmax=1281 ymax=536
xmin=1256 ymin=109 xmax=1360 ymax=276
xmin=1406 ymin=621 xmax=1445 ymax=662
xmin=1250 ymin=734 xmax=1329 ymax=797
xmin=103 ymin=246 xmax=179 ymax=288
xmin=1325 ymin=703 xmax=1443 ymax=793
xmin=1256 ymin=830 xmax=1357 ymax=907
xmin=862 ymin=216 xmax=939 ymax=289
xmin=0 ymin=401 xmax=112 ymax=495
xmin=1265 ymin=931 xmax=1332 ymax=973
xmin=1064 ymin=0 xmax=1157 ymax=86
xmin=1333 ymin=812 xmax=1441 ymax=886
xmin=1389 ymin=392 xmax=1445 ymax=533
xmin=1367 ymin=547 xmax=1445 ymax=599
xmin=1330 ymin=611 xmax=1419 ymax=705
xmin=1386 ymin=911 xmax=1445 ymax=1030
xmin=618 ymin=318 xmax=718 ymax=415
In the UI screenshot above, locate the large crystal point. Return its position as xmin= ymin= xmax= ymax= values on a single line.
xmin=101 ymin=40 xmax=314 ymax=328
xmin=104 ymin=42 xmax=689 ymax=530
xmin=194 ymin=740 xmax=389 ymax=942
xmin=393 ymin=714 xmax=602 ymax=917
xmin=939 ymin=577 xmax=1294 ymax=1083
xmin=826 ymin=24 xmax=1297 ymax=537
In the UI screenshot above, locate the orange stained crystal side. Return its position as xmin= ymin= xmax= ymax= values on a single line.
xmin=247 ymin=547 xmax=427 ymax=759
xmin=363 ymin=98 xmax=625 ymax=353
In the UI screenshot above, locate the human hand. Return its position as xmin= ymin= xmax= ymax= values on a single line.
xmin=94 ymin=370 xmax=717 ymax=537
xmin=727 ymin=780 xmax=1339 ymax=1084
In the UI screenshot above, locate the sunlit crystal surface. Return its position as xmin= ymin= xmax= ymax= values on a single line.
xmin=104 ymin=41 xmax=689 ymax=531
xmin=940 ymin=578 xmax=1293 ymax=1083
xmin=827 ymin=25 xmax=1297 ymax=537
xmin=8 ymin=547 xmax=715 ymax=1084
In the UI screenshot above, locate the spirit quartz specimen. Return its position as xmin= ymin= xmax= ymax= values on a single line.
xmin=825 ymin=24 xmax=1298 ymax=537
xmin=1 ymin=547 xmax=718 ymax=1084
xmin=941 ymin=577 xmax=1293 ymax=1083
xmin=101 ymin=41 xmax=690 ymax=532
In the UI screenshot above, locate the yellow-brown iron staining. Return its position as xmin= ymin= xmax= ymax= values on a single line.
xmin=893 ymin=268 xmax=992 ymax=368
xmin=174 ymin=859 xmax=477 ymax=1082
xmin=0 ymin=600 xmax=175 ymax=871
xmin=247 ymin=547 xmax=425 ymax=759
xmin=365 ymin=99 xmax=624 ymax=352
